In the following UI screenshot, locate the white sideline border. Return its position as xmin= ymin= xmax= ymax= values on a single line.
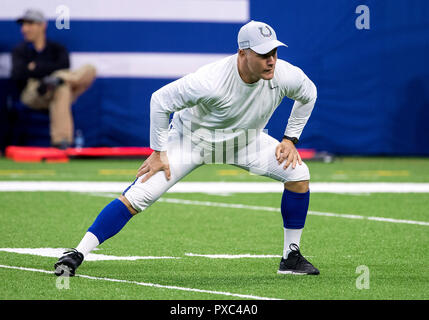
xmin=1 ymin=181 xmax=428 ymax=226
xmin=0 ymin=264 xmax=281 ymax=300
xmin=2 ymin=181 xmax=429 ymax=193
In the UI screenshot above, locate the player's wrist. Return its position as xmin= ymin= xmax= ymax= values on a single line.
xmin=282 ymin=135 xmax=299 ymax=145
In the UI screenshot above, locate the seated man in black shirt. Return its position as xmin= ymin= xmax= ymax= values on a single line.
xmin=11 ymin=9 xmax=96 ymax=149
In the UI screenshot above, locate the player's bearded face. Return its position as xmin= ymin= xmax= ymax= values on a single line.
xmin=246 ymin=48 xmax=277 ymax=80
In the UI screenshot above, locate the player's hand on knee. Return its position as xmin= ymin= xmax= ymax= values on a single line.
xmin=275 ymin=140 xmax=302 ymax=169
xmin=137 ymin=151 xmax=171 ymax=182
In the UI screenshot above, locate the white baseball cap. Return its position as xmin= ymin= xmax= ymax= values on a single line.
xmin=238 ymin=20 xmax=287 ymax=54
xmin=17 ymin=9 xmax=46 ymax=24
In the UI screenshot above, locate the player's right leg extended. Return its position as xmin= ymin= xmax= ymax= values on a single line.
xmin=54 ymin=129 xmax=202 ymax=276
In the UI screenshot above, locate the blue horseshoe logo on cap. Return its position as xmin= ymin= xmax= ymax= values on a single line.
xmin=259 ymin=26 xmax=272 ymax=37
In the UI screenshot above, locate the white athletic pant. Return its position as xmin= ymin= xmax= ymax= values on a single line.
xmin=124 ymin=126 xmax=310 ymax=213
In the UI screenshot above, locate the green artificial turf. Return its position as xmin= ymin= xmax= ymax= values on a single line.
xmin=0 ymin=157 xmax=428 ymax=300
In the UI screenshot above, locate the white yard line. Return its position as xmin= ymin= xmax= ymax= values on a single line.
xmin=2 ymin=181 xmax=429 ymax=193
xmin=86 ymin=193 xmax=429 ymax=227
xmin=0 ymin=248 xmax=303 ymax=260
xmin=86 ymin=192 xmax=429 ymax=227
xmin=159 ymin=197 xmax=280 ymax=212
xmin=0 ymin=248 xmax=179 ymax=261
xmin=0 ymin=264 xmax=281 ymax=300
xmin=156 ymin=198 xmax=429 ymax=227
xmin=185 ymin=253 xmax=282 ymax=259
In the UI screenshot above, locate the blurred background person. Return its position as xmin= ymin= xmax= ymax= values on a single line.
xmin=11 ymin=9 xmax=96 ymax=149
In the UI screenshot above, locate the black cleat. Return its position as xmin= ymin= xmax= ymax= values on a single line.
xmin=54 ymin=249 xmax=84 ymax=277
xmin=277 ymin=244 xmax=320 ymax=275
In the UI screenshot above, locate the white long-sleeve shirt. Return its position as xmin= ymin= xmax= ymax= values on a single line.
xmin=150 ymin=53 xmax=317 ymax=151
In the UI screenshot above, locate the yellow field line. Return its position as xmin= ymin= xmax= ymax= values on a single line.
xmin=0 ymin=170 xmax=56 ymax=176
xmin=98 ymin=169 xmax=136 ymax=176
xmin=334 ymin=170 xmax=409 ymax=177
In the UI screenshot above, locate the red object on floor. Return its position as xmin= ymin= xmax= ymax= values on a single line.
xmin=5 ymin=146 xmax=69 ymax=163
xmin=66 ymin=147 xmax=153 ymax=157
xmin=297 ymin=148 xmax=316 ymax=159
xmin=5 ymin=145 xmax=316 ymax=162
xmin=5 ymin=146 xmax=154 ymax=162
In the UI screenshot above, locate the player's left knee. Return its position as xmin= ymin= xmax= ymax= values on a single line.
xmin=283 ymin=161 xmax=310 ymax=182
xmin=118 ymin=195 xmax=139 ymax=215
xmin=284 ymin=180 xmax=309 ymax=193
xmin=283 ymin=162 xmax=310 ymax=193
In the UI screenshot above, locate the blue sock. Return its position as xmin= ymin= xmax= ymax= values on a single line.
xmin=280 ymin=189 xmax=310 ymax=229
xmin=88 ymin=199 xmax=133 ymax=244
